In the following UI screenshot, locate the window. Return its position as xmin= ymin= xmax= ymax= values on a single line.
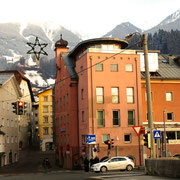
xmin=167 ymin=112 xmax=174 ymax=121
xmin=6 ymin=136 xmax=9 ymax=143
xmin=124 ymin=134 xmax=131 ymax=143
xmin=166 ymin=92 xmax=173 ymax=101
xmin=177 ymin=131 xmax=180 ymax=139
xmin=43 ymin=116 xmax=48 ymax=123
xmin=81 ymin=89 xmax=84 ymax=100
xmin=82 ymin=111 xmax=85 ymax=122
xmin=96 ymin=87 xmax=104 ymax=104
xmin=64 ymin=115 xmax=66 ymax=124
xmin=111 ymin=87 xmax=119 ymax=103
xmin=60 ymin=98 xmax=62 ymax=107
xmin=128 ymin=110 xmax=135 ymax=126
xmin=166 ymin=131 xmax=175 ymax=140
xmin=44 ymin=96 xmax=48 ymax=101
xmin=80 ymin=66 xmax=83 ymax=75
xmin=67 ymin=114 xmax=69 ymax=124
xmin=67 ymin=94 xmax=69 ymax=104
xmin=113 ymin=110 xmax=120 ymax=126
xmin=97 ymin=110 xmax=104 ymax=127
xmin=43 ymin=106 xmax=48 ymax=113
xmin=96 ymin=63 xmax=103 ymax=71
xmin=43 ymin=127 xmax=49 ymax=135
xmin=126 ymin=88 xmax=134 ymax=103
xmin=111 ymin=64 xmax=118 ymax=72
xmin=102 ymin=134 xmax=110 ymax=143
xmin=51 ymin=127 xmax=53 ymax=135
xmin=11 ymin=136 xmax=13 ymax=143
xmin=126 ymin=64 xmax=133 ymax=72
xmin=2 ymin=118 xmax=4 ymax=126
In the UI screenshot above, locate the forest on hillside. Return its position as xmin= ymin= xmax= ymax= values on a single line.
xmin=128 ymin=29 xmax=180 ymax=55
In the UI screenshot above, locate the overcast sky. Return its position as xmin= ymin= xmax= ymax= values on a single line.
xmin=0 ymin=0 xmax=180 ymax=38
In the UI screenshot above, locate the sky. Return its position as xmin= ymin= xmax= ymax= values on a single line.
xmin=0 ymin=0 xmax=180 ymax=38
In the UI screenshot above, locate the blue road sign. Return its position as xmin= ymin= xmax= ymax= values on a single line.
xmin=86 ymin=135 xmax=96 ymax=144
xmin=153 ymin=130 xmax=161 ymax=139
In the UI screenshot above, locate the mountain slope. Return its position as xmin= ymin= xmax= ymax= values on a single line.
xmin=146 ymin=9 xmax=180 ymax=34
xmin=103 ymin=22 xmax=142 ymax=39
xmin=0 ymin=22 xmax=82 ymax=60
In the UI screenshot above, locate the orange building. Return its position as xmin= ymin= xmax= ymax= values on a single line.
xmin=54 ymin=36 xmax=143 ymax=168
xmin=141 ymin=55 xmax=180 ymax=157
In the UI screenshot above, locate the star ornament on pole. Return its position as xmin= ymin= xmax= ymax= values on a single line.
xmin=26 ymin=37 xmax=48 ymax=61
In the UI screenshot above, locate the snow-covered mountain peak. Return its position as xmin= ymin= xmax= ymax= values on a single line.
xmin=160 ymin=9 xmax=180 ymax=26
xmin=39 ymin=21 xmax=62 ymax=41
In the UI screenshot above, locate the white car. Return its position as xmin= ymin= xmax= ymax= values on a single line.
xmin=91 ymin=156 xmax=134 ymax=172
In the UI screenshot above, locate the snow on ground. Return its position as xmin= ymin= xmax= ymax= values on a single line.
xmin=47 ymin=78 xmax=55 ymax=85
xmin=4 ymin=49 xmax=22 ymax=63
xmin=24 ymin=70 xmax=48 ymax=87
xmin=27 ymin=55 xmax=37 ymax=66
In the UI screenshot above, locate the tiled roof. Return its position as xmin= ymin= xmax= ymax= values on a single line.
xmin=141 ymin=55 xmax=180 ymax=79
xmin=0 ymin=73 xmax=14 ymax=85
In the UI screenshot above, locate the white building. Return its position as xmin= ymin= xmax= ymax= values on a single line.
xmin=0 ymin=73 xmax=22 ymax=166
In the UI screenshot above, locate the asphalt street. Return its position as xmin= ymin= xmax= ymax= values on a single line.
xmin=0 ymin=150 xmax=176 ymax=180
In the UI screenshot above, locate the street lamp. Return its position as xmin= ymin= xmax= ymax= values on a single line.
xmin=125 ymin=33 xmax=155 ymax=158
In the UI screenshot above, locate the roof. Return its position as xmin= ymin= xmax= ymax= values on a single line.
xmin=141 ymin=55 xmax=180 ymax=79
xmin=68 ymin=38 xmax=128 ymax=57
xmin=0 ymin=73 xmax=14 ymax=85
xmin=62 ymin=55 xmax=78 ymax=80
xmin=0 ymin=70 xmax=35 ymax=102
xmin=37 ymin=87 xmax=52 ymax=96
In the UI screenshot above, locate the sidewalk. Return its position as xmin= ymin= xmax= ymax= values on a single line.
xmin=0 ymin=149 xmax=61 ymax=174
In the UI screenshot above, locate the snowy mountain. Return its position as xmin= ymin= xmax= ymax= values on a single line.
xmin=145 ymin=9 xmax=180 ymax=34
xmin=0 ymin=22 xmax=82 ymax=61
xmin=103 ymin=22 xmax=142 ymax=39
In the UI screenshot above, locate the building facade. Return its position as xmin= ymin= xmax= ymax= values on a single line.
xmin=0 ymin=73 xmax=21 ymax=166
xmin=0 ymin=70 xmax=35 ymax=150
xmin=54 ymin=37 xmax=143 ymax=168
xmin=38 ymin=88 xmax=53 ymax=151
xmin=141 ymin=55 xmax=180 ymax=158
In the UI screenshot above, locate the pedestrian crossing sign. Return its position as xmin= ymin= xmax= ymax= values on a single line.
xmin=153 ymin=130 xmax=161 ymax=139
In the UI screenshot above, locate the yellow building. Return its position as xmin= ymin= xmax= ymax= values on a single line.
xmin=38 ymin=88 xmax=53 ymax=151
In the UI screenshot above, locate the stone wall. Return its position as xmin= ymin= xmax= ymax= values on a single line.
xmin=145 ymin=158 xmax=180 ymax=178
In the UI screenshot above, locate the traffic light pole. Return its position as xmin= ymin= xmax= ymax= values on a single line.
xmin=143 ymin=34 xmax=155 ymax=158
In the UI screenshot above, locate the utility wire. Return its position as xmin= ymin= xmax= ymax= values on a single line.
xmin=55 ymin=40 xmax=141 ymax=85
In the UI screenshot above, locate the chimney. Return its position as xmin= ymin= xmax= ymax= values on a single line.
xmin=168 ymin=55 xmax=173 ymax=65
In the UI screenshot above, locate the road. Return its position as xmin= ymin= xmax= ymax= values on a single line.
xmin=0 ymin=170 xmax=175 ymax=180
xmin=0 ymin=150 xmax=175 ymax=180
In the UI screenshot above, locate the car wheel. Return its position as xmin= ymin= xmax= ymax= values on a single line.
xmin=126 ymin=165 xmax=133 ymax=171
xmin=100 ymin=166 xmax=107 ymax=172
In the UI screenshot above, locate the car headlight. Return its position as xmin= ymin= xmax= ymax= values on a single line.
xmin=94 ymin=164 xmax=101 ymax=167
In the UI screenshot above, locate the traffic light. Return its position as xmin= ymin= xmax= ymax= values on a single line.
xmin=11 ymin=102 xmax=17 ymax=114
xmin=111 ymin=139 xmax=114 ymax=149
xmin=104 ymin=140 xmax=111 ymax=150
xmin=24 ymin=102 xmax=27 ymax=114
xmin=18 ymin=101 xmax=24 ymax=115
xmin=143 ymin=134 xmax=148 ymax=147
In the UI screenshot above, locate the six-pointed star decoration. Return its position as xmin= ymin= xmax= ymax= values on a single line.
xmin=26 ymin=37 xmax=48 ymax=61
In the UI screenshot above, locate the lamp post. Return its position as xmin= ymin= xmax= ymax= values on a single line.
xmin=126 ymin=33 xmax=155 ymax=158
